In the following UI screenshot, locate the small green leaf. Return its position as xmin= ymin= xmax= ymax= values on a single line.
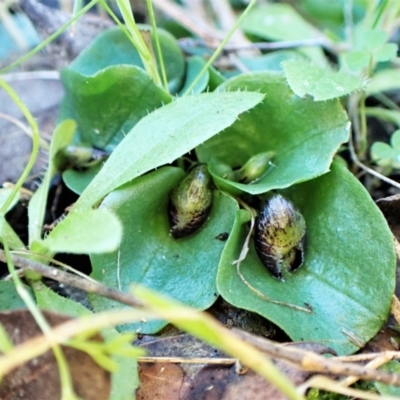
xmin=62 ymin=164 xmax=102 ymax=195
xmin=179 ymin=56 xmax=209 ymax=95
xmin=73 ymin=91 xmax=264 ymax=210
xmin=0 ymin=281 xmax=31 ymax=310
xmin=240 ymin=51 xmax=306 ymax=72
xmin=207 ymin=65 xmax=225 ymax=91
xmin=28 ymin=120 xmax=76 ymax=244
xmin=374 ymin=43 xmax=398 ymax=62
xmin=342 ymin=50 xmax=370 ymax=72
xmin=217 ymin=161 xmax=395 ymax=355
xmin=0 ymin=217 xmax=25 ymax=250
xmin=90 ymin=167 xmax=238 ymax=333
xmin=371 ymin=130 xmax=400 ymax=169
xmin=362 ymin=30 xmax=388 ymax=51
xmin=40 ymin=209 xmax=122 ymax=254
xmin=282 ymin=59 xmax=365 ymax=100
xmin=375 ymin=361 xmax=400 ymax=396
xmin=370 ymin=142 xmax=396 ymax=167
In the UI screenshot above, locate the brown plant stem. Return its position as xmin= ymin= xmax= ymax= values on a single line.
xmin=3 ymin=250 xmax=400 ymax=386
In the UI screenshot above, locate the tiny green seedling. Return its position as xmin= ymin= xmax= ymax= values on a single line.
xmin=371 ymin=129 xmax=400 ymax=173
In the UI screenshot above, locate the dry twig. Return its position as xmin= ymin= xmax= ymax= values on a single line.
xmin=3 ymin=250 xmax=400 ymax=387
xmin=234 ymin=329 xmax=400 ymax=387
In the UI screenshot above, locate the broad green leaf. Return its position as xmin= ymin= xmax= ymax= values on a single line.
xmin=90 ymin=167 xmax=238 ymax=333
xmin=69 ymin=26 xmax=185 ymax=94
xmin=179 ymin=56 xmax=209 ymax=95
xmin=0 ymin=281 xmax=31 ymax=310
xmin=40 ymin=209 xmax=122 ymax=254
xmin=282 ymin=59 xmax=365 ymax=101
xmin=196 ymin=72 xmax=349 ymax=195
xmin=60 ymin=66 xmax=172 ymax=151
xmin=35 ymin=286 xmax=139 ymax=400
xmin=217 ymin=161 xmax=395 ymax=355
xmin=375 ymin=361 xmax=400 ymax=396
xmin=241 ymin=3 xmax=328 ymax=66
xmin=367 ymin=69 xmax=400 ymax=95
xmin=73 ymin=91 xmax=264 ymax=210
xmin=28 ymin=120 xmax=76 ymax=244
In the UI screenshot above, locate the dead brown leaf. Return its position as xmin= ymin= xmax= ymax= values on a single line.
xmin=136 ymin=334 xmax=317 ymax=400
xmin=0 ymin=309 xmax=110 ymax=400
xmin=138 ymin=362 xmax=191 ymax=400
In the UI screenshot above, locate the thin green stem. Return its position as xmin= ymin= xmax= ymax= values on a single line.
xmin=99 ymin=0 xmax=147 ymax=57
xmin=357 ymin=57 xmax=374 ymax=158
xmin=71 ymin=0 xmax=84 ymax=35
xmin=183 ymin=0 xmax=257 ymax=96
xmin=0 ymin=80 xmax=39 ymax=215
xmin=146 ymin=0 xmax=169 ymax=92
xmin=374 ymin=93 xmax=400 ymax=111
xmin=101 ymin=0 xmax=164 ymax=89
xmin=115 ymin=0 xmax=161 ymax=85
xmin=72 ymin=0 xmax=84 ymax=16
xmin=0 ymin=0 xmax=99 ymax=75
xmin=372 ymin=0 xmax=389 ymax=28
xmin=358 ymin=91 xmax=367 ymax=157
xmin=3 ymin=241 xmax=80 ymax=399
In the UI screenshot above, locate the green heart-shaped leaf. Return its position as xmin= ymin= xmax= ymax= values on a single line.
xmin=217 ymin=161 xmax=395 ymax=355
xmin=60 ymin=66 xmax=172 ymax=151
xmin=68 ymin=26 xmax=185 ymax=93
xmin=90 ymin=167 xmax=238 ymax=333
xmin=196 ymin=71 xmax=349 ymax=195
